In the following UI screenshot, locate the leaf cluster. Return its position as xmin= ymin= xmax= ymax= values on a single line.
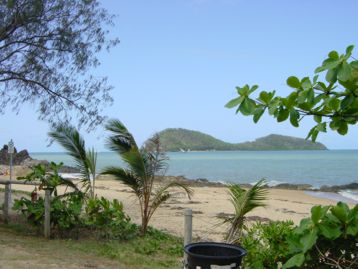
xmin=226 ymin=45 xmax=358 ymax=141
xmin=0 ymin=0 xmax=119 ymax=129
xmin=241 ymin=220 xmax=295 ymax=269
xmin=84 ymin=196 xmax=137 ymax=240
xmin=283 ymin=202 xmax=358 ymax=268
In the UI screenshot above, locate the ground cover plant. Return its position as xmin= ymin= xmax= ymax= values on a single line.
xmin=241 ymin=220 xmax=294 ymax=269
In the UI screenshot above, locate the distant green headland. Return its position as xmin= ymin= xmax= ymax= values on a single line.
xmin=155 ymin=128 xmax=327 ymax=151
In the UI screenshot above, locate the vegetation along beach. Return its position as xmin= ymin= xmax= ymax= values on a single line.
xmin=1 ymin=1 xmax=358 ymax=269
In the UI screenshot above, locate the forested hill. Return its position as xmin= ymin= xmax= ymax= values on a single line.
xmin=155 ymin=128 xmax=327 ymax=151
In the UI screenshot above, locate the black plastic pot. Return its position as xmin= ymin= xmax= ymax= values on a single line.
xmin=184 ymin=242 xmax=247 ymax=269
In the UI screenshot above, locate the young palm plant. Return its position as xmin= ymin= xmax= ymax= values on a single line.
xmin=48 ymin=124 xmax=97 ymax=198
xmin=102 ymin=119 xmax=193 ymax=235
xmin=223 ymin=179 xmax=268 ymax=244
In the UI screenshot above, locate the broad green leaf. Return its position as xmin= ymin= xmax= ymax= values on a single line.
xmin=297 ymin=90 xmax=308 ymax=103
xmin=239 ymin=98 xmax=256 ymax=115
xmin=300 ymin=229 xmax=318 ymax=252
xmin=345 ymin=45 xmax=354 ymax=57
xmin=306 ymin=126 xmax=319 ymax=141
xmin=316 ymin=122 xmax=327 ymax=132
xmin=253 ymin=107 xmax=265 ymax=123
xmin=337 ymin=61 xmax=352 ymax=81
xmin=287 ymin=76 xmax=301 ymax=88
xmin=295 ymin=218 xmax=312 ymax=234
xmin=314 ymin=115 xmax=322 ymax=123
xmin=325 ymin=68 xmax=337 ymax=83
xmin=301 ymin=77 xmax=312 ymax=91
xmin=286 ymin=92 xmax=298 ymax=107
xmin=311 ymin=205 xmax=328 ymax=224
xmin=289 ymin=109 xmax=299 ymax=127
xmin=318 ymin=223 xmax=342 ymax=239
xmin=283 ymin=253 xmax=305 ymax=269
xmin=328 ymin=98 xmax=340 ymax=111
xmin=328 ymin=50 xmax=339 ymax=60
xmin=277 ymin=108 xmax=289 ymax=122
xmin=225 ymin=96 xmax=244 ymax=108
xmin=331 ymin=202 xmax=348 ymax=222
xmin=259 ymin=91 xmax=272 ymax=104
xmin=340 ymin=94 xmax=354 ymax=110
xmin=316 ymin=58 xmax=340 ymax=73
xmin=249 ymin=85 xmax=259 ymax=94
xmin=337 ymin=122 xmax=348 ymax=135
xmin=307 ymin=89 xmax=315 ymax=105
xmin=351 ymin=61 xmax=358 ymax=69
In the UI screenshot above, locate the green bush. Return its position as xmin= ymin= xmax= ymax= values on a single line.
xmin=241 ymin=220 xmax=294 ymax=269
xmin=14 ymin=162 xmax=84 ymax=234
xmin=283 ymin=202 xmax=358 ymax=269
xmin=13 ymin=192 xmax=83 ymax=232
xmin=84 ymin=196 xmax=137 ymax=240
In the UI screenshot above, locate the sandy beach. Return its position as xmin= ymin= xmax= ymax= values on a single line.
xmin=1 ymin=175 xmax=352 ymax=241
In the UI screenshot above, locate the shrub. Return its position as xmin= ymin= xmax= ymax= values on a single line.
xmin=241 ymin=220 xmax=294 ymax=269
xmin=84 ymin=196 xmax=137 ymax=240
xmin=13 ymin=192 xmax=83 ymax=232
xmin=283 ymin=202 xmax=358 ymax=269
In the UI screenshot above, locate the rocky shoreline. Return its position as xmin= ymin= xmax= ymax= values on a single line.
xmin=159 ymin=175 xmax=358 ymax=193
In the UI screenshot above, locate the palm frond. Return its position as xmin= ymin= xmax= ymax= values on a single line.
xmin=105 ymin=119 xmax=147 ymax=179
xmin=224 ymin=179 xmax=268 ymax=243
xmin=101 ymin=166 xmax=142 ymax=196
xmin=149 ymin=181 xmax=193 ymax=218
xmin=48 ymin=124 xmax=90 ymax=181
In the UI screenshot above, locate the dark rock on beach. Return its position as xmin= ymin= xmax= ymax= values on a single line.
xmin=319 ymin=182 xmax=358 ymax=192
xmin=0 ymin=145 xmax=32 ymax=165
xmin=274 ymin=183 xmax=313 ymax=190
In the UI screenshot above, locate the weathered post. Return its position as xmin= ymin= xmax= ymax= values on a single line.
xmin=44 ymin=189 xmax=51 ymax=238
xmin=3 ymin=183 xmax=10 ymax=223
xmin=183 ymin=208 xmax=193 ymax=269
xmin=184 ymin=208 xmax=193 ymax=246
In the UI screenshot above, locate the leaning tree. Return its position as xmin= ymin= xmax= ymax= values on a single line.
xmin=0 ymin=0 xmax=119 ymax=129
xmin=226 ymin=45 xmax=358 ymax=141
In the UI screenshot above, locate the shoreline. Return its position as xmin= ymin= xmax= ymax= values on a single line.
xmin=2 ymin=177 xmax=355 ymax=241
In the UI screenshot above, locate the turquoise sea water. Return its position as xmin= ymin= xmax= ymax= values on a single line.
xmin=31 ymin=150 xmax=358 ymax=188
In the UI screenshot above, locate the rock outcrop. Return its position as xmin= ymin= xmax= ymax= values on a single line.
xmin=0 ymin=145 xmax=32 ymax=165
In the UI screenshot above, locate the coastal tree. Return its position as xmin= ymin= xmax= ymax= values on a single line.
xmin=102 ymin=119 xmax=193 ymax=235
xmin=226 ymin=45 xmax=358 ymax=141
xmin=49 ymin=124 xmax=97 ymax=198
xmin=0 ymin=0 xmax=119 ymax=129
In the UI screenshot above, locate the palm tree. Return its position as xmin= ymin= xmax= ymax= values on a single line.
xmin=102 ymin=119 xmax=193 ymax=235
xmin=48 ymin=124 xmax=97 ymax=198
xmin=222 ymin=179 xmax=268 ymax=244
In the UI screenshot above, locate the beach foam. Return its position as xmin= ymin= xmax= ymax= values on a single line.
xmin=338 ymin=190 xmax=358 ymax=202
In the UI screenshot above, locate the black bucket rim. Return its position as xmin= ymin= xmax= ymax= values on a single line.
xmin=184 ymin=242 xmax=247 ymax=260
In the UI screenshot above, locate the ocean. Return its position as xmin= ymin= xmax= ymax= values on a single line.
xmin=30 ymin=150 xmax=358 ymax=202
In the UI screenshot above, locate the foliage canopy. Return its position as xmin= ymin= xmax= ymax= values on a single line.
xmin=226 ymin=45 xmax=358 ymax=141
xmin=0 ymin=0 xmax=118 ymax=129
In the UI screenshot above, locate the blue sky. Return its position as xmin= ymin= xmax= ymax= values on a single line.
xmin=1 ymin=0 xmax=358 ymax=152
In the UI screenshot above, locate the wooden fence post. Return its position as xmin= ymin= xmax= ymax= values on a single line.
xmin=183 ymin=208 xmax=193 ymax=269
xmin=44 ymin=190 xmax=51 ymax=238
xmin=3 ymin=183 xmax=10 ymax=223
xmin=184 ymin=208 xmax=193 ymax=246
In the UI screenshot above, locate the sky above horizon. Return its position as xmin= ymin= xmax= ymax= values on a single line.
xmin=1 ymin=0 xmax=358 ymax=152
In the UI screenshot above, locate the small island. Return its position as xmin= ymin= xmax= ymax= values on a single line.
xmin=155 ymin=128 xmax=327 ymax=151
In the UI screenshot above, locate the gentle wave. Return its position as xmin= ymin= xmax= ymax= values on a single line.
xmin=338 ymin=190 xmax=358 ymax=202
